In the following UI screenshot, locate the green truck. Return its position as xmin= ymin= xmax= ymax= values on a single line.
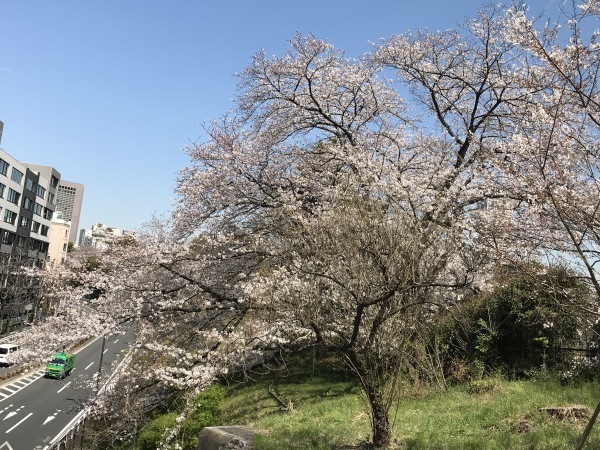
xmin=45 ymin=351 xmax=75 ymax=379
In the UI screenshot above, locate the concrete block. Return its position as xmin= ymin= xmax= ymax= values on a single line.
xmin=197 ymin=426 xmax=255 ymax=450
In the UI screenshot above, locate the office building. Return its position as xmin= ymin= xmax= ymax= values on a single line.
xmin=0 ymin=155 xmax=59 ymax=331
xmin=0 ymin=122 xmax=61 ymax=330
xmin=0 ymin=160 xmax=60 ymax=267
xmin=55 ymin=180 xmax=84 ymax=245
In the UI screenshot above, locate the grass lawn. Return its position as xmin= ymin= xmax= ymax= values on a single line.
xmin=219 ymin=364 xmax=600 ymax=449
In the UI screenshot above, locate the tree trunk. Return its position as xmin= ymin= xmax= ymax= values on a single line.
xmin=365 ymin=378 xmax=391 ymax=448
xmin=348 ymin=350 xmax=392 ymax=448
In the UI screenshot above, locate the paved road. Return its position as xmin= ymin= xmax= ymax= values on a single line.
xmin=0 ymin=325 xmax=134 ymax=449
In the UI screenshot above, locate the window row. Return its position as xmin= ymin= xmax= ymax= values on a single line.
xmin=0 ymin=209 xmax=50 ymax=236
xmin=0 ymin=183 xmax=54 ymax=220
xmin=0 ymin=232 xmax=49 ymax=252
xmin=0 ymin=159 xmax=56 ymax=203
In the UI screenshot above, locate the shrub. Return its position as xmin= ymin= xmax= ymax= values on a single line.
xmin=135 ymin=384 xmax=226 ymax=450
xmin=431 ymin=265 xmax=594 ymax=379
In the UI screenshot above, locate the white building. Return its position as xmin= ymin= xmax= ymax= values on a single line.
xmin=79 ymin=223 xmax=124 ymax=250
xmin=47 ymin=211 xmax=71 ymax=266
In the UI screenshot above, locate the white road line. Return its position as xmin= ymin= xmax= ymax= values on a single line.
xmin=5 ymin=412 xmax=31 ymax=433
xmin=43 ymin=415 xmax=55 ymax=425
xmin=84 ymin=362 xmax=94 ymax=370
xmin=0 ymin=388 xmax=15 ymax=394
xmin=57 ymin=382 xmax=71 ymax=393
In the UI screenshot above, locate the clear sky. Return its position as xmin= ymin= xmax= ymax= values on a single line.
xmin=0 ymin=0 xmax=560 ymax=233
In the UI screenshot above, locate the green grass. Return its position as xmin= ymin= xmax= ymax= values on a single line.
xmin=219 ymin=366 xmax=600 ymax=449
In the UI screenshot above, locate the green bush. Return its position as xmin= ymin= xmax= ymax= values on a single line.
xmin=135 ymin=384 xmax=226 ymax=450
xmin=137 ymin=413 xmax=178 ymax=450
xmin=431 ymin=265 xmax=594 ymax=380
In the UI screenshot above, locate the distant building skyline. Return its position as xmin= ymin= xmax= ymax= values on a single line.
xmin=79 ymin=223 xmax=124 ymax=250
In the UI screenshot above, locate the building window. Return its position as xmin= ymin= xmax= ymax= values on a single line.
xmin=63 ymin=243 xmax=67 ymax=251
xmin=29 ymin=239 xmax=38 ymax=251
xmin=16 ymin=236 xmax=25 ymax=248
xmin=19 ymin=216 xmax=30 ymax=229
xmin=1 ymin=232 xmax=13 ymax=245
xmin=25 ymin=178 xmax=35 ymax=192
xmin=23 ymin=197 xmax=32 ymax=211
xmin=0 ymin=183 xmax=4 ymax=199
xmin=36 ymin=185 xmax=45 ymax=199
xmin=39 ymin=242 xmax=48 ymax=253
xmin=50 ymin=176 xmax=58 ymax=188
xmin=10 ymin=168 xmax=23 ymax=184
xmin=0 ymin=159 xmax=8 ymax=176
xmin=3 ymin=210 xmax=16 ymax=225
xmin=48 ymin=192 xmax=55 ymax=204
xmin=43 ymin=208 xmax=53 ymax=220
xmin=7 ymin=188 xmax=20 ymax=205
xmin=40 ymin=225 xmax=49 ymax=236
xmin=33 ymin=202 xmax=42 ymax=215
xmin=32 ymin=221 xmax=40 ymax=233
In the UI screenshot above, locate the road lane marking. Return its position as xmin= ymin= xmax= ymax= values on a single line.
xmin=4 ymin=405 xmax=24 ymax=420
xmin=5 ymin=412 xmax=31 ymax=433
xmin=46 ymin=408 xmax=86 ymax=447
xmin=57 ymin=382 xmax=71 ymax=393
xmin=43 ymin=415 xmax=55 ymax=425
xmin=0 ymin=441 xmax=14 ymax=449
xmin=84 ymin=362 xmax=94 ymax=370
xmin=0 ymin=373 xmax=46 ymax=402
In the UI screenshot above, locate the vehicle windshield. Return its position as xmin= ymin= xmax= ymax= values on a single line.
xmin=51 ymin=358 xmax=65 ymax=365
xmin=0 ymin=349 xmax=8 ymax=355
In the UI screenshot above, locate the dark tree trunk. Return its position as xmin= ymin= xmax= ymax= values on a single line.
xmin=365 ymin=379 xmax=391 ymax=448
xmin=348 ymin=349 xmax=392 ymax=448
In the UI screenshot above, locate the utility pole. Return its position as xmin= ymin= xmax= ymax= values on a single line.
xmin=95 ymin=335 xmax=106 ymax=393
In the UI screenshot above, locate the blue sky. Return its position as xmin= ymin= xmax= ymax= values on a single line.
xmin=0 ymin=0 xmax=559 ymax=233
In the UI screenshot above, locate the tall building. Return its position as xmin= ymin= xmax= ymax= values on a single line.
xmin=0 ymin=123 xmax=61 ymax=331
xmin=55 ymin=180 xmax=84 ymax=244
xmin=0 ymin=160 xmax=60 ymax=267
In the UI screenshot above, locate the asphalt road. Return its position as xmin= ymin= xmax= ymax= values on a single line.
xmin=0 ymin=325 xmax=134 ymax=449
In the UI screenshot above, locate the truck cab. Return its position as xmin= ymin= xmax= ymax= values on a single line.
xmin=45 ymin=351 xmax=75 ymax=379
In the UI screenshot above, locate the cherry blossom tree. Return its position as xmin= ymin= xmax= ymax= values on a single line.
xmin=171 ymin=24 xmax=528 ymax=445
xmin=497 ymin=1 xmax=600 ymax=302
